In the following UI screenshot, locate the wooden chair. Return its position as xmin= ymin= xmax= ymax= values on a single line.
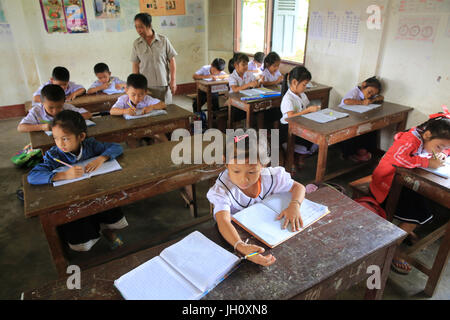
xmin=349 ymin=175 xmax=372 ymax=199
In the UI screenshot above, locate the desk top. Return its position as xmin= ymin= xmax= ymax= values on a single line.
xmin=69 ymin=93 xmax=125 ymax=106
xmin=23 ymin=187 xmax=406 ymax=300
xmin=286 ymin=102 xmax=413 ymax=136
xmin=24 ymin=136 xmax=221 ymax=218
xmin=196 ymin=79 xmax=229 ymax=86
xmin=29 ymin=104 xmax=193 ymax=149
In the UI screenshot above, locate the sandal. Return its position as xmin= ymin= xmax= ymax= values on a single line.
xmin=391 ymin=258 xmax=411 ymax=275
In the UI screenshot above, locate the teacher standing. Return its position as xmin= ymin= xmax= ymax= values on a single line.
xmin=131 ymin=13 xmax=177 ymax=103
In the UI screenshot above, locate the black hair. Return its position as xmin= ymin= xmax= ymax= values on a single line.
xmin=253 ymin=52 xmax=265 ymax=64
xmin=52 ymin=66 xmax=70 ymax=82
xmin=224 ymin=129 xmax=270 ymax=164
xmin=416 ymin=116 xmax=450 ymax=140
xmin=211 ymin=58 xmax=226 ymax=72
xmin=41 ymin=84 xmax=66 ymax=102
xmin=233 ymin=53 xmax=249 ymax=66
xmin=263 ymin=51 xmax=281 ymax=70
xmin=94 ymin=62 xmax=110 ymax=74
xmin=281 ymin=66 xmax=312 ymax=97
xmin=126 ymin=73 xmax=148 ymax=90
xmin=52 ymin=110 xmax=87 ymax=136
xmin=228 ymin=53 xmax=240 ymax=73
xmin=134 ymin=13 xmax=152 ymax=27
xmin=361 ymin=76 xmax=382 ymax=93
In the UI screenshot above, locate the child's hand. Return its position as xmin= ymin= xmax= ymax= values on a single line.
xmin=143 ymin=106 xmax=153 ymax=114
xmin=306 ymin=106 xmax=320 ymax=113
xmin=124 ymin=108 xmax=137 ymax=116
xmin=85 ymin=156 xmax=107 ymax=173
xmin=211 ymin=75 xmax=218 ymax=81
xmin=277 ymin=75 xmax=284 ymax=83
xmin=436 ymin=152 xmax=447 ymax=161
xmin=115 ymin=83 xmax=124 ymax=90
xmin=249 ymin=80 xmax=259 ymax=88
xmin=362 ymin=99 xmax=371 ymax=105
xmin=276 ymin=202 xmax=304 ymax=232
xmin=64 ymin=166 xmax=84 ymax=179
xmin=65 ymin=93 xmax=76 ymax=102
xmin=429 ymin=158 xmax=445 ymax=169
xmin=99 ymin=82 xmax=110 ymax=90
xmin=237 ymin=243 xmax=276 ymax=267
xmin=41 ymin=123 xmax=51 ymax=131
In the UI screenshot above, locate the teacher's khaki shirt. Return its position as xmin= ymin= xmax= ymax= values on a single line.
xmin=130 ymin=31 xmax=177 ymax=87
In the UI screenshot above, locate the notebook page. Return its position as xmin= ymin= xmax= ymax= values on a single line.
xmin=319 ymin=108 xmax=349 ymax=119
xmin=422 ymin=157 xmax=450 ymax=179
xmin=339 ymin=104 xmax=381 ymax=113
xmin=114 ymin=256 xmax=202 ymax=300
xmin=52 ymin=157 xmax=122 ymax=186
xmin=160 ymin=231 xmax=240 ymax=293
xmin=302 ymin=111 xmax=335 ymax=123
xmin=123 ymin=110 xmax=167 ymax=120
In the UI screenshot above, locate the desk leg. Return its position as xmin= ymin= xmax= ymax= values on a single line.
xmin=286 ymin=126 xmax=295 ymax=175
xmin=364 ymin=243 xmax=397 ymax=300
xmin=256 ymin=112 xmax=264 ymax=130
xmin=246 ymin=108 xmax=252 ymax=129
xmin=315 ymin=137 xmax=328 ymax=183
xmin=396 ymin=116 xmax=408 ymax=132
xmin=196 ymin=86 xmax=201 ymax=113
xmin=207 ymin=88 xmax=213 ymax=129
xmin=40 ymin=214 xmax=68 ymax=278
xmin=424 ymin=221 xmax=450 ymax=296
xmin=385 ymin=175 xmax=403 ymax=222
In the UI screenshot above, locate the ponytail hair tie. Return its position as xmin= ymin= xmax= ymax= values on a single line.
xmin=429 ymin=105 xmax=450 ymax=120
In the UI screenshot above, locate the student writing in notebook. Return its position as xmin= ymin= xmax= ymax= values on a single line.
xmin=261 ymin=51 xmax=283 ymax=86
xmin=339 ymin=76 xmax=384 ymax=162
xmin=280 ymin=66 xmax=320 ymax=166
xmin=206 ymin=132 xmax=306 ymax=266
xmin=18 ymin=84 xmax=92 ymax=132
xmin=87 ymin=62 xmax=126 ymax=95
xmin=247 ymin=52 xmax=264 ymax=74
xmin=228 ymin=53 xmax=260 ymax=93
xmin=369 ymin=113 xmax=450 ymax=274
xmin=27 ymin=110 xmax=128 ymax=252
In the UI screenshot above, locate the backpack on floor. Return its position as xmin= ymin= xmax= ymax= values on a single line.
xmin=11 ymin=144 xmax=43 ymax=169
xmin=354 ymin=196 xmax=387 ymax=219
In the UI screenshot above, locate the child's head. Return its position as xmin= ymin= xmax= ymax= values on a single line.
xmin=126 ymin=73 xmax=148 ymax=105
xmin=360 ymin=76 xmax=382 ymax=99
xmin=41 ymin=84 xmax=66 ymax=117
xmin=94 ymin=62 xmax=111 ymax=84
xmin=224 ymin=131 xmax=269 ymax=191
xmin=417 ymin=116 xmax=450 ymax=154
xmin=51 ymin=110 xmax=87 ymax=153
xmin=210 ymin=58 xmax=226 ymax=75
xmin=281 ymin=66 xmax=312 ymax=96
xmin=253 ymin=52 xmax=265 ymax=67
xmin=50 ymin=66 xmax=70 ymax=91
xmin=263 ymin=51 xmax=281 ymax=73
xmin=233 ymin=53 xmax=249 ymax=75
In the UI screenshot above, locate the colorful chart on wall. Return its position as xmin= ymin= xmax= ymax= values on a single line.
xmin=39 ymin=0 xmax=67 ymax=33
xmin=139 ymin=0 xmax=185 ymax=16
xmin=93 ymin=0 xmax=121 ymax=19
xmin=63 ymin=0 xmax=89 ymax=33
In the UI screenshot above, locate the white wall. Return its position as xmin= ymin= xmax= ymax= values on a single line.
xmin=0 ymin=0 xmax=207 ymax=106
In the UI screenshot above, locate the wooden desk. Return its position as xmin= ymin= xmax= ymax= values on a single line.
xmin=23 ymin=187 xmax=406 ymax=300
xmin=29 ymin=104 xmax=192 ymax=152
xmin=385 ymin=166 xmax=450 ymax=296
xmin=196 ymin=79 xmax=229 ymax=129
xmin=227 ymin=82 xmax=332 ymax=129
xmin=23 ymin=137 xmax=225 ymax=277
xmin=286 ymin=102 xmax=413 ymax=182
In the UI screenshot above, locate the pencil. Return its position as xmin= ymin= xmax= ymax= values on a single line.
xmin=431 ymin=151 xmax=438 ymax=160
xmin=242 ymin=251 xmax=260 ymax=260
xmin=51 ymin=156 xmax=73 ymax=168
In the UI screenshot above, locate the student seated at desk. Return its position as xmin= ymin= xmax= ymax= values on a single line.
xmin=27 ymin=110 xmax=128 ymax=252
xmin=228 ymin=53 xmax=260 ymax=93
xmin=247 ymin=52 xmax=264 ymax=74
xmin=369 ymin=114 xmax=450 ymax=275
xmin=18 ymin=84 xmax=92 ymax=133
xmin=207 ymin=132 xmax=306 ymax=266
xmin=261 ymin=51 xmax=283 ymax=86
xmin=87 ymin=62 xmax=126 ymax=95
xmin=32 ymin=66 xmax=86 ymax=103
xmin=339 ymin=76 xmax=385 ymax=162
xmin=192 ymin=58 xmax=227 ymax=112
xmin=280 ymin=66 xmax=320 ymax=164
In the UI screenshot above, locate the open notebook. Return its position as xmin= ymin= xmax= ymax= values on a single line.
xmin=52 ymin=156 xmax=122 ymax=186
xmin=423 ymin=157 xmax=450 ymax=179
xmin=45 ymin=119 xmax=96 ymax=136
xmin=232 ymin=192 xmax=330 ymax=248
xmin=339 ymin=104 xmax=382 ymax=113
xmin=114 ymin=231 xmax=240 ymax=300
xmin=302 ymin=108 xmax=349 ymax=123
xmin=123 ymin=109 xmax=167 ymax=120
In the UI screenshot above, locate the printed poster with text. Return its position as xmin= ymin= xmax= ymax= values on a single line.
xmin=140 ymin=0 xmax=185 ymax=16
xmin=93 ymin=0 xmax=121 ymax=19
xmin=39 ymin=0 xmax=67 ymax=33
xmin=63 ymin=0 xmax=89 ymax=33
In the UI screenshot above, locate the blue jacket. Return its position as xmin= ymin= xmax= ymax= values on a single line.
xmin=28 ymin=137 xmax=123 ymax=185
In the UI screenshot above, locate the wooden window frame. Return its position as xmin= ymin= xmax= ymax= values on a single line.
xmin=233 ymin=0 xmax=309 ymax=66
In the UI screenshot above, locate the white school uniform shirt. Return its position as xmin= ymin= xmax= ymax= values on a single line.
xmin=262 ymin=68 xmax=282 ymax=82
xmin=228 ymin=70 xmax=257 ymax=93
xmin=111 ymin=94 xmax=160 ymax=110
xmin=248 ymin=60 xmax=263 ymax=72
xmin=195 ymin=65 xmax=226 ymax=76
xmin=88 ymin=76 xmax=125 ymax=95
xmin=339 ymin=86 xmax=365 ymax=106
xmin=20 ymin=103 xmax=88 ymax=125
xmin=280 ymin=89 xmax=310 ymax=124
xmin=33 ymin=80 xmax=85 ymax=98
xmin=206 ymin=166 xmax=295 ymax=219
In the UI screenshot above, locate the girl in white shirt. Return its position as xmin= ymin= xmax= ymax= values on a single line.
xmin=207 ymin=132 xmax=306 ymax=267
xmin=261 ymin=51 xmax=283 ymax=86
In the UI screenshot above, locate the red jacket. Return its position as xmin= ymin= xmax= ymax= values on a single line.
xmin=370 ymin=128 xmax=431 ymax=204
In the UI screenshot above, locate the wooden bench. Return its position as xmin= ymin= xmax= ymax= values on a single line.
xmin=349 ymin=175 xmax=372 ymax=199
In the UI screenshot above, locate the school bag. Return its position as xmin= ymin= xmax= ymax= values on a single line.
xmin=354 ymin=196 xmax=387 ymax=219
xmin=11 ymin=144 xmax=43 ymax=169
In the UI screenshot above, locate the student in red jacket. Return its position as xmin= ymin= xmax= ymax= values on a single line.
xmin=370 ymin=112 xmax=450 ymax=274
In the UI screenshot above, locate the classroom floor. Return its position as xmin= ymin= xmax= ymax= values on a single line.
xmin=0 ymin=95 xmax=449 ymax=300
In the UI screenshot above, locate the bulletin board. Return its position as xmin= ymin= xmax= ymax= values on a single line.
xmin=139 ymin=0 xmax=186 ymax=16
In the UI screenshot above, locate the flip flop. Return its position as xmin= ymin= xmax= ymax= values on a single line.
xmin=391 ymin=259 xmax=411 ymax=275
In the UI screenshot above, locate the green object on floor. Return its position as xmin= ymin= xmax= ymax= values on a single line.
xmin=11 ymin=144 xmax=43 ymax=168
